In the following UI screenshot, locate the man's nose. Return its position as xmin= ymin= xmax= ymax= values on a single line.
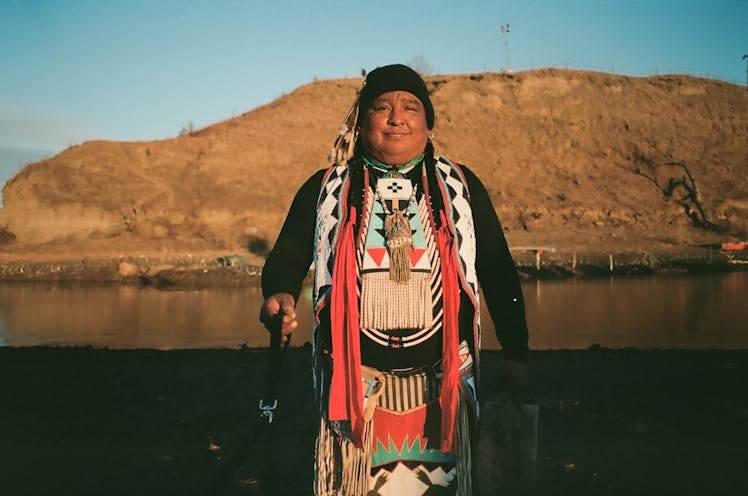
xmin=387 ymin=106 xmax=405 ymax=125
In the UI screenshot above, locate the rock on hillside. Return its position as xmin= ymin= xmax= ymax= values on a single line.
xmin=1 ymin=69 xmax=746 ymax=258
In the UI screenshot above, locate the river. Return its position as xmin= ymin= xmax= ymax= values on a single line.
xmin=0 ymin=271 xmax=745 ymax=350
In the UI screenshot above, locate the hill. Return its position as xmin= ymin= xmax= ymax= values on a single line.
xmin=1 ymin=69 xmax=746 ymax=272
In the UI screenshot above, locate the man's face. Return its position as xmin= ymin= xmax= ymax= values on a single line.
xmin=359 ymin=91 xmax=430 ymax=166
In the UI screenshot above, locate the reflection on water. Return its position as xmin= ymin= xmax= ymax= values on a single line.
xmin=0 ymin=272 xmax=746 ymax=350
xmin=515 ymin=271 xmax=747 ymax=350
xmin=0 ymin=283 xmax=302 ymax=349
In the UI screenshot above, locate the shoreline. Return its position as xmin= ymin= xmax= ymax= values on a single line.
xmin=0 ymin=246 xmax=745 ymax=287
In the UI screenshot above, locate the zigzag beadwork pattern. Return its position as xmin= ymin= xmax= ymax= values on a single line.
xmin=314 ymin=164 xmax=348 ymax=295
xmin=434 ymin=157 xmax=478 ymax=295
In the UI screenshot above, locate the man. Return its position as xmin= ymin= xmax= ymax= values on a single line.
xmin=260 ymin=64 xmax=528 ymax=495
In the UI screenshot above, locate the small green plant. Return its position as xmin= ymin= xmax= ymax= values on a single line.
xmin=493 ymin=393 xmax=524 ymax=446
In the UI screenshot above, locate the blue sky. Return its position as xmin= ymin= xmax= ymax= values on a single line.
xmin=0 ymin=0 xmax=746 ymax=193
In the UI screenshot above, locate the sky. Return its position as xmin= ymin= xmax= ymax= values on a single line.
xmin=0 ymin=0 xmax=746 ymax=193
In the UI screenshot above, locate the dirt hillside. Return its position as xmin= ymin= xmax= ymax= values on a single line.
xmin=1 ymin=69 xmax=746 ymax=264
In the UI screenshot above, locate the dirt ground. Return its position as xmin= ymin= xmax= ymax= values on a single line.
xmin=1 ymin=345 xmax=745 ymax=495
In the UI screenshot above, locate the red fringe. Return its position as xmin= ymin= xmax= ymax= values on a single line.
xmin=328 ymin=206 xmax=366 ymax=447
xmin=437 ymin=213 xmax=460 ymax=453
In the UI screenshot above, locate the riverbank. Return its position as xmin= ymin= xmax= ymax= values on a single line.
xmin=0 ymin=245 xmax=746 ymax=287
xmin=1 ymin=346 xmax=745 ymax=495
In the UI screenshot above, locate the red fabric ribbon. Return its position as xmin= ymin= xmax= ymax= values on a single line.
xmin=437 ymin=214 xmax=460 ymax=453
xmin=327 ymin=206 xmax=366 ymax=447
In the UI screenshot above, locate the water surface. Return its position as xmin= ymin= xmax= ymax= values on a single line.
xmin=1 ymin=272 xmax=745 ymax=350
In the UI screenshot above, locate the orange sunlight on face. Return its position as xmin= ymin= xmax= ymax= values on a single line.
xmin=359 ymin=91 xmax=430 ymax=167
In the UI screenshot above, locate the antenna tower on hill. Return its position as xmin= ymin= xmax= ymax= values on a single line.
xmin=498 ymin=23 xmax=511 ymax=72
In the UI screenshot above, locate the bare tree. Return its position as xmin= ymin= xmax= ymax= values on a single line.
xmin=179 ymin=121 xmax=195 ymax=136
xmin=620 ymin=132 xmax=726 ymax=230
xmin=407 ymin=55 xmax=435 ymax=76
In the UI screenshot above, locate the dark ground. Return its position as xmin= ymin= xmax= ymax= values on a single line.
xmin=0 ymin=346 xmax=745 ymax=495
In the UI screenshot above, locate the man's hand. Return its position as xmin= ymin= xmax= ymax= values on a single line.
xmin=259 ymin=293 xmax=297 ymax=344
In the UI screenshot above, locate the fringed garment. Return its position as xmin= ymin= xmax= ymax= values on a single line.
xmin=312 ymin=156 xmax=481 ymax=495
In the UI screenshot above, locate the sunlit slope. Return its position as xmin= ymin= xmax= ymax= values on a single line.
xmin=1 ymin=69 xmax=746 ymax=254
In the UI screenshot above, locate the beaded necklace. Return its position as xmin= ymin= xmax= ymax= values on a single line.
xmin=363 ymin=153 xmax=423 ymax=283
xmin=362 ymin=153 xmax=423 ymax=178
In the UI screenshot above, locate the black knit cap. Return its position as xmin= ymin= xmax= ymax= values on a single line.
xmin=358 ymin=64 xmax=434 ymax=129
